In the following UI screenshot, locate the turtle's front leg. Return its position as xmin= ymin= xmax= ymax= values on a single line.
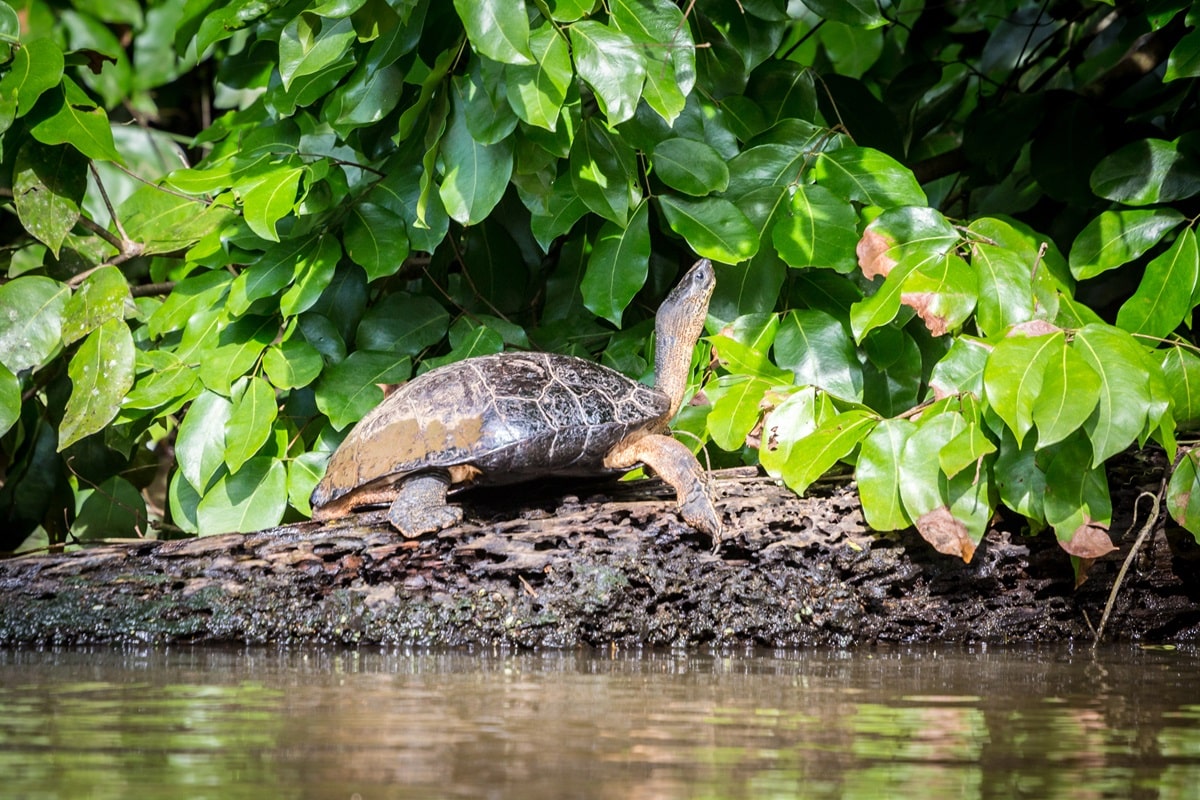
xmin=606 ymin=434 xmax=722 ymax=546
xmin=387 ymin=471 xmax=463 ymax=537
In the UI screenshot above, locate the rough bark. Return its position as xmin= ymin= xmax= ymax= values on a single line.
xmin=2 ymin=468 xmax=1198 ymax=646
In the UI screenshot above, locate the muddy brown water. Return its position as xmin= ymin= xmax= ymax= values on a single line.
xmin=1 ymin=645 xmax=1197 ymax=799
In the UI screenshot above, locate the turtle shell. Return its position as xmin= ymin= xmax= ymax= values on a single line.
xmin=311 ymin=352 xmax=670 ymax=508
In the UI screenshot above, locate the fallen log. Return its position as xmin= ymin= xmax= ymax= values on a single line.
xmin=1 ymin=468 xmax=1198 ymax=646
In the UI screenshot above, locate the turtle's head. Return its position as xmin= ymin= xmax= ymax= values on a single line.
xmin=655 ymin=259 xmax=715 ymax=420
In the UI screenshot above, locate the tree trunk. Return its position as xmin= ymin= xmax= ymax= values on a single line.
xmin=2 ymin=469 xmax=1198 ymax=646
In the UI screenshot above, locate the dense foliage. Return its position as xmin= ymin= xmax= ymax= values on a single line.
xmin=3 ymin=0 xmax=1200 ymax=569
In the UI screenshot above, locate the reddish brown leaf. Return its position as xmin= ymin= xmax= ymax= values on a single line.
xmin=915 ymin=506 xmax=977 ymax=562
xmin=901 ymin=291 xmax=950 ymax=336
xmin=857 ymin=229 xmax=897 ymax=279
xmin=1008 ymin=319 xmax=1061 ymax=337
xmin=1058 ymin=519 xmax=1116 ymax=559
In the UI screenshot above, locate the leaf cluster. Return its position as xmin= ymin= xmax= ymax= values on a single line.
xmin=2 ymin=0 xmax=1200 ymax=570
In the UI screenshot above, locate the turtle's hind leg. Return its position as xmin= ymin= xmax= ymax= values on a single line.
xmin=387 ymin=471 xmax=463 ymax=537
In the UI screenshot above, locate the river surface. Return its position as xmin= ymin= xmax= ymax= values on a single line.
xmin=0 ymin=644 xmax=1196 ymax=799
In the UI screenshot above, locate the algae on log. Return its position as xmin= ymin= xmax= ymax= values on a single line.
xmin=1 ymin=470 xmax=1198 ymax=646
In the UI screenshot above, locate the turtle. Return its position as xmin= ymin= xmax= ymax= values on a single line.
xmin=309 ymin=258 xmax=721 ymax=544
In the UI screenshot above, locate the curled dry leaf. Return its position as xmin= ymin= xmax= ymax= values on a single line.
xmin=916 ymin=506 xmax=977 ymax=562
xmin=1008 ymin=319 xmax=1062 ymax=337
xmin=856 ymin=228 xmax=897 ymax=279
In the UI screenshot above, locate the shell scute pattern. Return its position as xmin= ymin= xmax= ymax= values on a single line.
xmin=316 ymin=352 xmax=669 ymax=502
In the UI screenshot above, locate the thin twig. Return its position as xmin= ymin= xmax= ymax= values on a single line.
xmin=1092 ymin=489 xmax=1160 ymax=647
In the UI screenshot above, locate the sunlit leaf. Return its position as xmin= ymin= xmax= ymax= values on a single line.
xmin=196 ymin=457 xmax=288 ymax=534
xmin=58 ymin=319 xmax=135 ymax=451
xmin=225 ymin=377 xmax=278 ymax=472
xmin=658 ymin=194 xmax=759 ymax=265
xmin=1068 ymin=208 xmax=1185 ymax=280
xmin=582 ymin=200 xmax=650 ymax=326
xmin=1115 ymin=228 xmax=1199 ymax=338
xmin=0 ymin=276 xmax=69 ymax=374
xmin=857 ymin=417 xmax=916 ymax=530
xmin=453 ymin=0 xmax=534 ymax=65
xmin=982 ymin=331 xmax=1062 ymax=447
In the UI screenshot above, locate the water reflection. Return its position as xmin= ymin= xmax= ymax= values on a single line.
xmin=0 ymin=646 xmax=1196 ymax=799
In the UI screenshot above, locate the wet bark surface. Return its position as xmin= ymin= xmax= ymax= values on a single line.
xmin=2 ymin=467 xmax=1199 ymax=647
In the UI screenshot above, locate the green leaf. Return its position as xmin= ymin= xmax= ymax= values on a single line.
xmin=228 ymin=239 xmax=308 ymax=316
xmin=658 ymin=194 xmax=759 ymax=265
xmin=355 ymin=293 xmax=450 ymax=355
xmin=241 ymin=165 xmax=304 ymax=242
xmin=725 ymin=143 xmax=810 ymax=199
xmin=122 ymin=351 xmax=199 ymax=412
xmin=315 ymin=350 xmax=412 ymax=430
xmin=569 ymin=21 xmax=646 ymax=125
xmin=13 ymin=140 xmax=87 ymax=257
xmin=582 ymin=201 xmax=651 ymax=326
xmin=1115 ymin=228 xmax=1199 ymax=338
xmin=438 ymin=97 xmax=515 ymax=225
xmin=263 ymin=338 xmax=324 ymax=390
xmin=168 ymin=468 xmax=200 ymax=534
xmin=28 ymin=77 xmax=121 ymax=162
xmin=198 ymin=315 xmax=277 ymax=396
xmin=772 ymin=183 xmax=859 ymax=272
xmin=225 ymin=377 xmax=278 ymax=472
xmin=781 ymin=409 xmax=877 ymax=495
xmin=1043 ymin=435 xmax=1115 ymax=558
xmin=118 ymin=184 xmax=235 ymax=255
xmin=289 ymin=450 xmax=328 ymax=516
xmin=773 ymin=309 xmax=863 ymax=401
xmin=62 ymin=266 xmax=130 ymax=345
xmin=1031 ymin=342 xmax=1101 ymax=448
xmin=651 ymin=138 xmax=729 ymax=197
xmin=970 ymin=241 xmax=1039 ymax=338
xmin=1160 ymin=346 xmax=1200 ymax=430
xmin=938 ymin=420 xmax=997 ymax=479
xmin=758 ymin=387 xmax=823 ymax=478
xmin=453 ymin=0 xmax=534 ymax=65
xmin=0 ymin=276 xmax=69 ymax=374
xmin=0 ymin=363 xmax=19 ymax=436
xmin=900 ymin=251 xmax=978 ymax=337
xmin=982 ymin=331 xmax=1062 ymax=447
xmin=342 ymin=203 xmax=410 ymax=282
xmin=278 ymin=14 xmax=356 ymax=90
xmin=2 ymin=36 xmax=64 ymax=116
xmin=176 ymin=390 xmax=234 ymax=493
xmin=58 ymin=319 xmax=135 ymax=451
xmin=928 ymin=336 xmax=989 ymax=399
xmin=1091 ymin=138 xmax=1200 ymax=206
xmin=196 ymin=457 xmax=288 ymax=534
xmin=147 ymin=270 xmax=231 ymax=338
xmin=71 ymin=476 xmax=148 ymax=540
xmin=800 ymin=0 xmax=886 ymax=27
xmin=857 ymin=417 xmax=916 ymax=531
xmin=994 ymin=430 xmax=1046 ymax=525
xmin=708 ymin=376 xmax=771 ymax=451
xmin=813 ymin=146 xmax=926 ymax=207
xmin=1068 ymin=208 xmax=1185 ymax=280
xmin=1166 ymin=27 xmax=1200 ymax=82
xmin=281 ymin=234 xmax=341 ymax=318
xmin=570 ymin=118 xmax=639 ymax=225
xmin=613 ymin=0 xmax=692 ymax=123
xmin=506 ymin=26 xmax=572 ymax=130
xmin=1167 ymin=449 xmax=1200 ymax=542
xmin=1071 ymin=323 xmax=1157 ymax=467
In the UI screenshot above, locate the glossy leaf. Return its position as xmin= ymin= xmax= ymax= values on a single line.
xmin=582 ymin=201 xmax=651 ymax=326
xmin=343 ymin=203 xmax=410 ymax=282
xmin=241 ymin=165 xmax=303 ymax=242
xmin=658 ymin=194 xmax=759 ymax=265
xmin=278 ymin=14 xmax=356 ymax=90
xmin=224 ymin=377 xmax=278 ymax=472
xmin=0 ymin=276 xmax=69 ymax=374
xmin=176 ymin=390 xmax=234 ymax=493
xmin=801 ymin=0 xmax=886 ymax=27
xmin=1071 ymin=323 xmax=1157 ymax=466
xmin=758 ymin=387 xmax=822 ymax=478
xmin=1032 ymin=343 xmax=1101 ymax=448
xmin=28 ymin=78 xmax=120 ymax=162
xmin=970 ymin=241 xmax=1038 ymax=338
xmin=708 ymin=376 xmax=771 ymax=451
xmin=506 ymin=26 xmax=572 ymax=130
xmin=1115 ymin=228 xmax=1199 ymax=338
xmin=315 ymin=350 xmax=412 ymax=430
xmin=569 ymin=21 xmax=646 ymax=125
xmin=71 ymin=476 xmax=147 ymax=540
xmin=58 ymin=319 xmax=135 ymax=451
xmin=781 ymin=409 xmax=877 ymax=495
xmin=813 ymin=146 xmax=926 ymax=207
xmin=773 ymin=309 xmax=863 ymax=400
xmin=280 ymin=234 xmax=341 ymax=318
xmin=1068 ymin=209 xmax=1185 ymax=280
xmin=263 ymin=339 xmax=324 ymax=390
xmin=438 ymin=100 xmax=514 ymax=225
xmin=857 ymin=417 xmax=916 ymax=531
xmin=1167 ymin=448 xmax=1200 ymax=542
xmin=0 ymin=364 xmax=18 ymax=437
xmin=1090 ymin=138 xmax=1200 ymax=206
xmin=1160 ymin=346 xmax=1200 ymax=430
xmin=982 ymin=331 xmax=1062 ymax=447
xmin=1 ymin=36 xmax=63 ymax=114
xmin=453 ymin=0 xmax=534 ymax=65
xmin=1042 ymin=435 xmax=1116 ymax=559
xmin=198 ymin=315 xmax=277 ymax=396
xmin=772 ymin=183 xmax=859 ymax=272
xmin=355 ymin=293 xmax=450 ymax=355
xmin=651 ymin=138 xmax=729 ymax=196
xmin=196 ymin=457 xmax=288 ymax=534
xmin=122 ymin=351 xmax=199 ymax=412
